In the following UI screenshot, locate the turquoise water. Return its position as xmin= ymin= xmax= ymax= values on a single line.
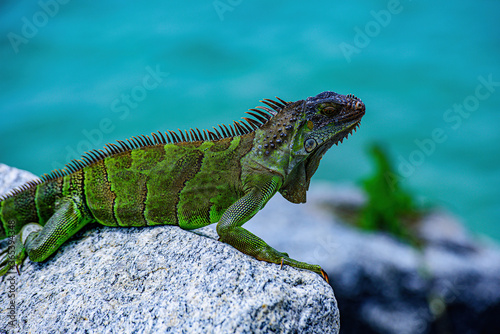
xmin=1 ymin=1 xmax=499 ymax=241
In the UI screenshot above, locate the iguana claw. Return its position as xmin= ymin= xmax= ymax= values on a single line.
xmin=320 ymin=269 xmax=329 ymax=284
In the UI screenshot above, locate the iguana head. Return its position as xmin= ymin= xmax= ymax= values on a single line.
xmin=279 ymin=91 xmax=365 ymax=203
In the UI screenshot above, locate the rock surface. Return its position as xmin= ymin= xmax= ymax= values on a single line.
xmin=0 ymin=164 xmax=339 ymax=334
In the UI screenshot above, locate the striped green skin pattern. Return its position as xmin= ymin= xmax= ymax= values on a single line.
xmin=91 ymin=136 xmax=253 ymax=228
xmin=0 ymin=135 xmax=253 ymax=235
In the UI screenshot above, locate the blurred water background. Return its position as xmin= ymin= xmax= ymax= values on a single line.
xmin=0 ymin=1 xmax=499 ymax=241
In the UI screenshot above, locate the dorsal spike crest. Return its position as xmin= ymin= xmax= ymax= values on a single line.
xmin=263 ymin=98 xmax=285 ymax=109
xmin=136 ymin=135 xmax=147 ymax=147
xmin=232 ymin=122 xmax=240 ymax=135
xmin=168 ymin=130 xmax=180 ymax=143
xmin=206 ymin=130 xmax=216 ymax=141
xmin=242 ymin=117 xmax=260 ymax=129
xmin=260 ymin=100 xmax=280 ymax=111
xmin=195 ymin=129 xmax=202 ymax=141
xmin=109 ymin=143 xmax=120 ymax=153
xmin=178 ymin=129 xmax=187 ymax=142
xmin=213 ymin=127 xmax=222 ymax=139
xmin=81 ymin=155 xmax=92 ymax=163
xmin=144 ymin=135 xmax=152 ymax=146
xmin=124 ymin=139 xmax=134 ymax=149
xmin=220 ymin=124 xmax=231 ymax=137
xmin=88 ymin=150 xmax=100 ymax=160
xmin=97 ymin=149 xmax=106 ymax=159
xmin=103 ymin=145 xmax=113 ymax=154
xmin=275 ymin=96 xmax=288 ymax=105
xmin=86 ymin=150 xmax=97 ymax=160
xmin=255 ymin=106 xmax=274 ymax=113
xmin=135 ymin=137 xmax=142 ymax=147
xmin=128 ymin=137 xmax=138 ymax=148
xmin=195 ymin=128 xmax=203 ymax=141
xmin=126 ymin=138 xmax=136 ymax=148
xmin=189 ymin=129 xmax=199 ymax=141
xmin=115 ymin=140 xmax=125 ymax=149
xmin=65 ymin=164 xmax=75 ymax=173
xmin=143 ymin=135 xmax=154 ymax=146
xmin=240 ymin=120 xmax=253 ymax=133
xmin=127 ymin=139 xmax=136 ymax=149
xmin=68 ymin=161 xmax=78 ymax=170
xmin=229 ymin=124 xmax=237 ymax=137
xmin=246 ymin=110 xmax=269 ymax=124
xmin=238 ymin=121 xmax=248 ymax=135
xmin=1 ymin=94 xmax=295 ymax=201
xmin=233 ymin=121 xmax=244 ymax=135
xmin=157 ymin=131 xmax=166 ymax=144
xmin=140 ymin=135 xmax=150 ymax=146
xmin=218 ymin=124 xmax=228 ymax=137
xmin=249 ymin=108 xmax=271 ymax=119
xmin=122 ymin=138 xmax=130 ymax=150
xmin=151 ymin=132 xmax=160 ymax=145
xmin=136 ymin=136 xmax=145 ymax=146
xmin=163 ymin=132 xmax=172 ymax=144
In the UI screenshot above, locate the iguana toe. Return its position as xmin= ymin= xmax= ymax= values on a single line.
xmin=0 ymin=234 xmax=27 ymax=276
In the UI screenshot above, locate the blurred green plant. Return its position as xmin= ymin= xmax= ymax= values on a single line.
xmin=357 ymin=144 xmax=423 ymax=245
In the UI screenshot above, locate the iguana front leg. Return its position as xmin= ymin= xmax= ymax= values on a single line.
xmin=216 ymin=175 xmax=329 ymax=282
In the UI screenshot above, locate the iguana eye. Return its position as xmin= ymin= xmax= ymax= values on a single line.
xmin=318 ymin=105 xmax=339 ymax=116
xmin=304 ymin=138 xmax=317 ymax=152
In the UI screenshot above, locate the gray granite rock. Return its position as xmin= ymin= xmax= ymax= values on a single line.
xmin=0 ymin=164 xmax=339 ymax=334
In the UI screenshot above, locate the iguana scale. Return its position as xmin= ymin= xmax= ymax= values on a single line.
xmin=0 ymin=91 xmax=365 ymax=282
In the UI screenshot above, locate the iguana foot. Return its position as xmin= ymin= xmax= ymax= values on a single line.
xmin=0 ymin=223 xmax=42 ymax=276
xmin=282 ymin=257 xmax=329 ymax=283
xmin=264 ymin=248 xmax=329 ymax=283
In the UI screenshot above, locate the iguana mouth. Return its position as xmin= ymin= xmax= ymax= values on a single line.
xmin=332 ymin=121 xmax=362 ymax=146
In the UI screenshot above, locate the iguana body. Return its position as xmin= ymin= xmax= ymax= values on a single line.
xmin=0 ymin=91 xmax=365 ymax=281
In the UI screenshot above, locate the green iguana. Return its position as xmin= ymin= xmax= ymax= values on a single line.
xmin=0 ymin=91 xmax=365 ymax=282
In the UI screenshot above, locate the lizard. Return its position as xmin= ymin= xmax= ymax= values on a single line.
xmin=0 ymin=91 xmax=365 ymax=282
